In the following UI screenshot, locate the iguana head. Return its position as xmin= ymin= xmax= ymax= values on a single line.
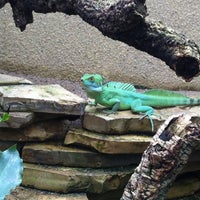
xmin=81 ymin=74 xmax=105 ymax=93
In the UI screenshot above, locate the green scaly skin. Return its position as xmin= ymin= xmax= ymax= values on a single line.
xmin=81 ymin=74 xmax=200 ymax=132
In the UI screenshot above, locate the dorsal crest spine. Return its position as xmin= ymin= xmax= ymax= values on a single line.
xmin=104 ymin=81 xmax=136 ymax=92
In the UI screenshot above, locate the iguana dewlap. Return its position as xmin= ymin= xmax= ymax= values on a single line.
xmin=81 ymin=73 xmax=200 ymax=132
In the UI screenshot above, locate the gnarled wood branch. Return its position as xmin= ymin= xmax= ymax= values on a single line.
xmin=2 ymin=0 xmax=200 ymax=81
xmin=121 ymin=113 xmax=200 ymax=200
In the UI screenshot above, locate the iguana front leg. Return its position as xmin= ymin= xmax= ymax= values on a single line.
xmin=102 ymin=98 xmax=120 ymax=115
xmin=131 ymin=99 xmax=155 ymax=132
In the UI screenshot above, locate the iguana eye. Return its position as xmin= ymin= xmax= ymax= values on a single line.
xmin=90 ymin=77 xmax=94 ymax=81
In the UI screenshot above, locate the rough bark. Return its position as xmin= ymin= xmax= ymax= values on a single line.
xmin=120 ymin=113 xmax=200 ymax=200
xmin=2 ymin=0 xmax=200 ymax=80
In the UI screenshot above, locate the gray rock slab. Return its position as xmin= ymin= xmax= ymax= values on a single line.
xmin=64 ymin=129 xmax=152 ymax=154
xmin=22 ymin=143 xmax=142 ymax=168
xmin=22 ymin=163 xmax=134 ymax=194
xmin=0 ymin=119 xmax=70 ymax=141
xmin=0 ymin=111 xmax=34 ymax=128
xmin=0 ymin=84 xmax=86 ymax=115
xmin=21 ymin=163 xmax=200 ymax=199
xmin=83 ymin=103 xmax=200 ymax=134
xmin=0 ymin=111 xmax=77 ymax=129
xmin=167 ymin=172 xmax=200 ymax=199
xmin=0 ymin=74 xmax=32 ymax=85
xmin=22 ymin=143 xmax=200 ymax=171
xmin=83 ymin=106 xmax=163 ymax=134
xmin=6 ymin=186 xmax=88 ymax=200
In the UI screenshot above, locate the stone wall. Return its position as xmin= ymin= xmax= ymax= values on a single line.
xmin=0 ymin=1 xmax=200 ymax=90
xmin=1 ymin=73 xmax=200 ymax=200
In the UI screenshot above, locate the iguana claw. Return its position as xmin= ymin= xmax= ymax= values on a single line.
xmin=140 ymin=113 xmax=154 ymax=132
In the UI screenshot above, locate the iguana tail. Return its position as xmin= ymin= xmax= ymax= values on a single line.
xmin=143 ymin=89 xmax=200 ymax=107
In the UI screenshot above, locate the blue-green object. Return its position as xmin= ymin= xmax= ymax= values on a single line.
xmin=0 ymin=145 xmax=23 ymax=199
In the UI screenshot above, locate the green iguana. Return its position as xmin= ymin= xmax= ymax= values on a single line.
xmin=81 ymin=73 xmax=200 ymax=131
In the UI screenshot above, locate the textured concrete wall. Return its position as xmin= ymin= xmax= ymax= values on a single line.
xmin=0 ymin=1 xmax=200 ymax=90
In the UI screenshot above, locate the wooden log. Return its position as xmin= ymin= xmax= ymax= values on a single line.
xmin=121 ymin=113 xmax=200 ymax=200
xmin=1 ymin=0 xmax=199 ymax=80
xmin=88 ymin=173 xmax=200 ymax=200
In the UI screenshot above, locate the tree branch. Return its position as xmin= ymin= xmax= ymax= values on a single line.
xmin=3 ymin=0 xmax=200 ymax=81
xmin=121 ymin=113 xmax=200 ymax=200
xmin=112 ymin=19 xmax=200 ymax=81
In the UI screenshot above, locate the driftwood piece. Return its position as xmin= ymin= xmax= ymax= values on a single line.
xmin=1 ymin=0 xmax=200 ymax=81
xmin=120 ymin=113 xmax=200 ymax=200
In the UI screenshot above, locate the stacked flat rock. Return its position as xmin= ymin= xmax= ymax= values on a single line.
xmin=64 ymin=95 xmax=200 ymax=199
xmin=1 ymin=73 xmax=200 ymax=200
xmin=1 ymin=74 xmax=137 ymax=199
xmin=0 ymin=74 xmax=88 ymax=199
